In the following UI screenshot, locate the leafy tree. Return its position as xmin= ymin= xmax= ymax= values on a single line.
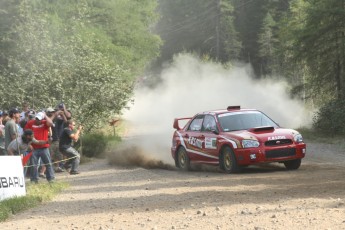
xmin=154 ymin=0 xmax=240 ymax=66
xmin=219 ymin=0 xmax=242 ymax=62
xmin=258 ymin=12 xmax=278 ymax=76
xmin=0 ymin=0 xmax=21 ymax=70
xmin=233 ymin=0 xmax=268 ymax=77
xmin=291 ymin=0 xmax=345 ymax=103
xmin=276 ymin=0 xmax=310 ymax=101
xmin=0 ymin=0 xmax=161 ymax=131
xmin=234 ymin=0 xmax=295 ymax=78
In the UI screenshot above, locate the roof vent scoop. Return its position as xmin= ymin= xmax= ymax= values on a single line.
xmin=227 ymin=106 xmax=241 ymax=110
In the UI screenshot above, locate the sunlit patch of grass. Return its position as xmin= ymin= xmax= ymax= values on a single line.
xmin=0 ymin=181 xmax=68 ymax=222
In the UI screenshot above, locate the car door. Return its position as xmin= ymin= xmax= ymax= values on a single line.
xmin=184 ymin=115 xmax=205 ymax=161
xmin=201 ymin=115 xmax=219 ymax=161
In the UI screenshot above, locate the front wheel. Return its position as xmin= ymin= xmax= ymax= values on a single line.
xmin=284 ymin=159 xmax=301 ymax=170
xmin=220 ymin=146 xmax=240 ymax=173
xmin=176 ymin=147 xmax=190 ymax=171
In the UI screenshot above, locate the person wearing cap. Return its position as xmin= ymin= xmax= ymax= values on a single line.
xmin=0 ymin=111 xmax=5 ymax=155
xmin=25 ymin=111 xmax=55 ymax=183
xmin=7 ymin=129 xmax=48 ymax=156
xmin=57 ymin=103 xmax=71 ymax=120
xmin=19 ymin=109 xmax=36 ymax=129
xmin=4 ymin=108 xmax=21 ymax=155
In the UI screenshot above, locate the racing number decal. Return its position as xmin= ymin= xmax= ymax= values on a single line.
xmin=188 ymin=137 xmax=203 ymax=148
xmin=176 ymin=131 xmax=219 ymax=160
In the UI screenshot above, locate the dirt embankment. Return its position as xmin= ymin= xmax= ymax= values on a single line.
xmin=1 ymin=140 xmax=345 ymax=230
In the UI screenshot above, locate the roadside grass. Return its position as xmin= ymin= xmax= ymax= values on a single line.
xmin=0 ymin=181 xmax=68 ymax=222
xmin=298 ymin=127 xmax=345 ymax=146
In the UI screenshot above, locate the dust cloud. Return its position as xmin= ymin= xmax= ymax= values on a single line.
xmin=110 ymin=53 xmax=310 ymax=168
xmin=107 ymin=143 xmax=175 ymax=170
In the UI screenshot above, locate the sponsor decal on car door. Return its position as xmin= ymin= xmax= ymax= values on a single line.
xmin=205 ymin=137 xmax=217 ymax=149
xmin=200 ymin=115 xmax=219 ymax=159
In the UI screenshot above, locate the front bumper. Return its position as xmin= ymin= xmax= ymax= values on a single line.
xmin=234 ymin=143 xmax=306 ymax=165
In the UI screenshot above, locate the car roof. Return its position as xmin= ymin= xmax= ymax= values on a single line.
xmin=198 ymin=107 xmax=258 ymax=116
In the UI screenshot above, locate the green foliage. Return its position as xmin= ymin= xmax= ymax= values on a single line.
xmin=313 ymin=99 xmax=345 ymax=135
xmin=258 ymin=12 xmax=278 ymax=76
xmin=282 ymin=0 xmax=345 ymax=104
xmin=2 ymin=0 xmax=345 ymax=134
xmin=0 ymin=196 xmax=40 ymax=220
xmin=0 ymin=202 xmax=10 ymax=221
xmin=0 ymin=0 xmax=161 ymax=131
xmin=76 ymin=132 xmax=114 ymax=158
xmin=233 ymin=0 xmax=268 ymax=76
xmin=219 ymin=0 xmax=242 ymax=62
xmin=155 ymin=0 xmax=240 ymax=64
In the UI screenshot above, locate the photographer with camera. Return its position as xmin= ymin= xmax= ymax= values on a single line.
xmin=59 ymin=119 xmax=83 ymax=175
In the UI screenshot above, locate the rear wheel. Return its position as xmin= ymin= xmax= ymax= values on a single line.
xmin=284 ymin=159 xmax=301 ymax=170
xmin=176 ymin=147 xmax=190 ymax=171
xmin=220 ymin=146 xmax=240 ymax=173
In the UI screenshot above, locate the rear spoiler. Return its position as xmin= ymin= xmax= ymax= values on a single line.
xmin=173 ymin=117 xmax=192 ymax=130
xmin=248 ymin=126 xmax=275 ymax=132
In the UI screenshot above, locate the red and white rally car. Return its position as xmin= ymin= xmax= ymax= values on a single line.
xmin=171 ymin=106 xmax=306 ymax=173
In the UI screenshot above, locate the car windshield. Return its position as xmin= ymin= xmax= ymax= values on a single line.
xmin=218 ymin=111 xmax=279 ymax=132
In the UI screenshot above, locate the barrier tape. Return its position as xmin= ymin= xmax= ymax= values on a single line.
xmin=23 ymin=155 xmax=78 ymax=168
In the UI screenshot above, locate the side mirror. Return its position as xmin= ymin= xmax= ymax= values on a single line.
xmin=212 ymin=129 xmax=219 ymax=135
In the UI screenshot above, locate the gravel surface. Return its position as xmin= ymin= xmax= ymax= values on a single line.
xmin=1 ymin=139 xmax=345 ymax=230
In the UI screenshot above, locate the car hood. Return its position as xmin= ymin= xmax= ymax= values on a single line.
xmin=221 ymin=126 xmax=299 ymax=142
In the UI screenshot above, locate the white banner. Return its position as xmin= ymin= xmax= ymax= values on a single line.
xmin=0 ymin=156 xmax=26 ymax=201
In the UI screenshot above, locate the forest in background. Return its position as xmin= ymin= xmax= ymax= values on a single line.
xmin=0 ymin=0 xmax=344 ymax=134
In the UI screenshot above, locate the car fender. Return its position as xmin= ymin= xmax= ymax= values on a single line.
xmin=219 ymin=135 xmax=239 ymax=149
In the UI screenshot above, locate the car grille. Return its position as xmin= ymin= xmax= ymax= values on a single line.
xmin=265 ymin=148 xmax=296 ymax=159
xmin=265 ymin=139 xmax=293 ymax=146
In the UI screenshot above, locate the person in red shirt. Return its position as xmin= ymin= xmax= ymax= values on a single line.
xmin=25 ymin=111 xmax=55 ymax=183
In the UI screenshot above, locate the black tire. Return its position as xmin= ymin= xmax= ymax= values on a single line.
xmin=284 ymin=159 xmax=301 ymax=170
xmin=220 ymin=146 xmax=240 ymax=173
xmin=176 ymin=147 xmax=191 ymax=171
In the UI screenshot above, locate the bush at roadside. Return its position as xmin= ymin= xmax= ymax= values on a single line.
xmin=313 ymin=99 xmax=345 ymax=135
xmin=76 ymin=133 xmax=121 ymax=158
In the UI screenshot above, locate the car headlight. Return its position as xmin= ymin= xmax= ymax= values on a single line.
xmin=294 ymin=134 xmax=303 ymax=143
xmin=242 ymin=139 xmax=260 ymax=148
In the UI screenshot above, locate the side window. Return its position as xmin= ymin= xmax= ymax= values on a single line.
xmin=202 ymin=115 xmax=217 ymax=132
xmin=188 ymin=115 xmax=204 ymax=131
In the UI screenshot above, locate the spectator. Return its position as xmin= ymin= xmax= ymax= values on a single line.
xmin=0 ymin=111 xmax=5 ymax=155
xmin=20 ymin=102 xmax=29 ymax=121
xmin=2 ymin=110 xmax=9 ymax=125
xmin=46 ymin=107 xmax=65 ymax=172
xmin=4 ymin=108 xmax=20 ymax=154
xmin=59 ymin=119 xmax=82 ymax=175
xmin=20 ymin=109 xmax=36 ymax=129
xmin=25 ymin=111 xmax=55 ymax=183
xmin=55 ymin=103 xmax=71 ymax=137
xmin=7 ymin=129 xmax=48 ymax=156
xmin=54 ymin=103 xmax=71 ymax=171
xmin=58 ymin=103 xmax=71 ymax=120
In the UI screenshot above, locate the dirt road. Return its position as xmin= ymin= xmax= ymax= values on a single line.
xmin=1 ymin=140 xmax=345 ymax=230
